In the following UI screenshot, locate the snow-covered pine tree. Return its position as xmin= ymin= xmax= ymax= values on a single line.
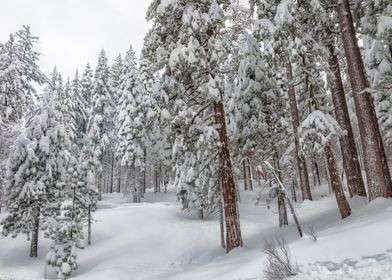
xmin=336 ymin=0 xmax=392 ymax=200
xmin=308 ymin=0 xmax=367 ymax=197
xmin=250 ymin=0 xmax=312 ymax=201
xmin=70 ymin=70 xmax=87 ymax=141
xmin=233 ymin=33 xmax=288 ymax=226
xmin=299 ymin=110 xmax=351 ymax=219
xmin=116 ymin=46 xmax=145 ymax=203
xmin=80 ymin=64 xmax=94 ymax=135
xmin=0 ymin=25 xmax=46 ymax=127
xmin=59 ymin=78 xmax=77 ymax=140
xmin=45 ymin=141 xmax=98 ymax=279
xmin=355 ymin=1 xmax=392 ymax=157
xmin=88 ymin=49 xmax=113 ymax=200
xmin=1 ymin=91 xmax=69 ymax=258
xmin=144 ymin=0 xmax=243 ymax=252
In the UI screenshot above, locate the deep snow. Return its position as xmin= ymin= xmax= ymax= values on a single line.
xmin=1 ymin=183 xmax=392 ymax=280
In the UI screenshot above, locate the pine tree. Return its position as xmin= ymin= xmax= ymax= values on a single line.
xmin=250 ymin=0 xmax=312 ymax=201
xmin=299 ymin=111 xmax=351 ymax=219
xmin=116 ymin=46 xmax=145 ymax=202
xmin=80 ymin=64 xmax=94 ymax=135
xmin=0 ymin=26 xmax=46 ymax=127
xmin=233 ymin=33 xmax=288 ymax=225
xmin=1 ymin=91 xmax=69 ymax=257
xmin=336 ymin=0 xmax=392 ymax=200
xmin=145 ymin=0 xmax=243 ymax=252
xmin=88 ymin=50 xmax=113 ymax=200
xmin=45 ymin=142 xmax=98 ymax=279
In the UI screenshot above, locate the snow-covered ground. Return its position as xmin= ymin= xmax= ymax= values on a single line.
xmin=1 ymin=184 xmax=392 ymax=279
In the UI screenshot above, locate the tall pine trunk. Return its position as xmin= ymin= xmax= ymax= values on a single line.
xmin=325 ymin=144 xmax=351 ymax=219
xmin=286 ymin=63 xmax=312 ymax=201
xmin=336 ymin=0 xmax=392 ymax=200
xmin=30 ymin=208 xmax=39 ymax=257
xmin=327 ymin=42 xmax=367 ymax=198
xmin=214 ymin=101 xmax=243 ymax=253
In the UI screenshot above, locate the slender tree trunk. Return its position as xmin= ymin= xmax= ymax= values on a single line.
xmin=286 ymin=63 xmax=312 ymax=201
xmin=30 ymin=209 xmax=39 ymax=258
xmin=243 ymin=159 xmax=249 ymax=191
xmin=214 ymin=101 xmax=243 ymax=252
xmin=142 ymin=148 xmax=147 ymax=198
xmin=220 ymin=198 xmax=225 ymax=249
xmin=327 ymin=42 xmax=367 ymax=197
xmin=110 ymin=151 xmax=114 ymax=194
xmin=275 ymin=151 xmax=288 ymax=227
xmin=117 ymin=163 xmax=121 ymax=193
xmin=325 ymin=144 xmax=351 ymax=219
xmin=336 ymin=0 xmax=392 ymax=200
xmin=88 ymin=205 xmax=92 ymax=245
xmin=247 ymin=158 xmax=253 ymax=191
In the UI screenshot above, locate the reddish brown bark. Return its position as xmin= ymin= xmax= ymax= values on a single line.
xmin=286 ymin=63 xmax=312 ymax=201
xmin=214 ymin=101 xmax=243 ymax=252
xmin=336 ymin=0 xmax=392 ymax=200
xmin=327 ymin=43 xmax=367 ymax=198
xmin=325 ymin=144 xmax=351 ymax=219
xmin=30 ymin=209 xmax=39 ymax=257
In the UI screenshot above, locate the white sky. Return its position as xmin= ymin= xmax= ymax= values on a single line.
xmin=0 ymin=0 xmax=151 ymax=78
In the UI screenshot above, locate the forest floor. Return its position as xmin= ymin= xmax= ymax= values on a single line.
xmin=1 ymin=183 xmax=392 ymax=279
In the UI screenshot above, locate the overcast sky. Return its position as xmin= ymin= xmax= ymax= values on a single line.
xmin=0 ymin=0 xmax=151 ymax=78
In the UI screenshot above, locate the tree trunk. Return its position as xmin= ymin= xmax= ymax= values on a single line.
xmin=30 ymin=209 xmax=39 ymax=258
xmin=314 ymin=162 xmax=321 ymax=186
xmin=325 ymin=144 xmax=351 ymax=219
xmin=286 ymin=63 xmax=312 ymax=201
xmin=327 ymin=42 xmax=367 ymax=198
xmin=291 ymin=179 xmax=297 ymax=202
xmin=117 ymin=163 xmax=121 ymax=193
xmin=88 ymin=205 xmax=92 ymax=245
xmin=214 ymin=101 xmax=243 ymax=253
xmin=110 ymin=151 xmax=114 ymax=194
xmin=336 ymin=0 xmax=392 ymax=200
xmin=275 ymin=151 xmax=288 ymax=227
xmin=243 ymin=159 xmax=249 ymax=191
xmin=219 ymin=198 xmax=225 ymax=249
xmin=142 ymin=148 xmax=147 ymax=198
xmin=247 ymin=158 xmax=253 ymax=191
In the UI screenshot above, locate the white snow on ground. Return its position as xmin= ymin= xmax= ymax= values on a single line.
xmin=1 ymin=184 xmax=392 ymax=279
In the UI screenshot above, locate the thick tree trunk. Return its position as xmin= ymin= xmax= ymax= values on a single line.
xmin=291 ymin=179 xmax=297 ymax=202
xmin=30 ymin=209 xmax=39 ymax=258
xmin=214 ymin=101 xmax=243 ymax=253
xmin=325 ymin=144 xmax=351 ymax=219
xmin=327 ymin=42 xmax=367 ymax=198
xmin=286 ymin=63 xmax=312 ymax=201
xmin=336 ymin=0 xmax=392 ymax=200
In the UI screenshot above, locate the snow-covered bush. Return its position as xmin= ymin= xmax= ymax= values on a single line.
xmin=262 ymin=237 xmax=298 ymax=280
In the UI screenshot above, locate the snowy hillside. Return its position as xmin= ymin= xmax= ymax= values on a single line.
xmin=1 ymin=185 xmax=392 ymax=280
